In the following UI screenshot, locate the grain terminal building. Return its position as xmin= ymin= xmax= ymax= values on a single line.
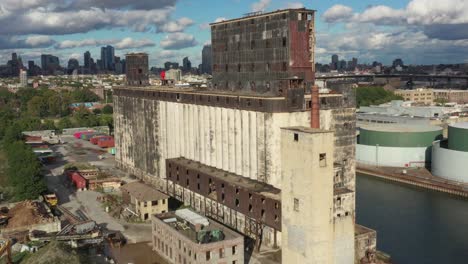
xmin=115 ymin=8 xmax=377 ymax=264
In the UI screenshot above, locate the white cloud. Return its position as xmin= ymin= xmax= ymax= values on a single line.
xmin=114 ymin=38 xmax=155 ymax=49
xmin=251 ymin=0 xmax=271 ymax=12
xmin=214 ymin=17 xmax=227 ymax=23
xmin=56 ymin=38 xmax=155 ymax=49
xmin=322 ymin=5 xmax=354 ymax=23
xmin=158 ymin=17 xmax=194 ymax=33
xmin=285 ymin=2 xmax=304 ymax=9
xmin=160 ymin=33 xmax=197 ymax=50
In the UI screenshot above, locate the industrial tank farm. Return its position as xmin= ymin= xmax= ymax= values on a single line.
xmin=432 ymin=122 xmax=468 ymax=182
xmin=357 ymin=124 xmax=443 ymax=167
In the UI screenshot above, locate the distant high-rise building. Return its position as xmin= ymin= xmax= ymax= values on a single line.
xmin=126 ymin=53 xmax=149 ymax=86
xmin=19 ymin=69 xmax=27 ymax=87
xmin=182 ymin=57 xmax=192 ymax=72
xmin=100 ymin=45 xmax=115 ymax=71
xmin=339 ymin=60 xmax=347 ymax=71
xmin=84 ymin=51 xmax=91 ymax=69
xmin=331 ymin=54 xmax=339 ymax=70
xmin=164 ymin=61 xmax=179 ymax=71
xmin=68 ymin=58 xmax=79 ymax=70
xmin=28 ymin=61 xmax=35 ymax=71
xmin=392 ymin=58 xmax=404 ymax=68
xmin=41 ymin=54 xmax=60 ymax=75
xmin=201 ymin=44 xmax=212 ymax=74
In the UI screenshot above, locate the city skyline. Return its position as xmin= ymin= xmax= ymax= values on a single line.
xmin=0 ymin=0 xmax=467 ymax=67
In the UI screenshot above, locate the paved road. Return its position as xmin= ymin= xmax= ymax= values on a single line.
xmin=43 ymin=138 xmax=151 ymax=242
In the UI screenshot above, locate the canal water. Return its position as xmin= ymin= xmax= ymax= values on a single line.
xmin=356 ymin=173 xmax=468 ymax=264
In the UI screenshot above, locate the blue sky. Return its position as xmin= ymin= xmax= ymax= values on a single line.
xmin=0 ymin=0 xmax=467 ymax=67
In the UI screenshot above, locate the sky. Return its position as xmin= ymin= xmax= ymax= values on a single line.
xmin=0 ymin=0 xmax=467 ymax=67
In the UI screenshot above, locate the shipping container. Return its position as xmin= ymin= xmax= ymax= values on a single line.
xmin=90 ymin=135 xmax=112 ymax=145
xmin=66 ymin=170 xmax=88 ymax=190
xmin=81 ymin=132 xmax=103 ymax=141
xmin=98 ymin=138 xmax=115 ymax=148
xmin=73 ymin=130 xmax=94 ymax=139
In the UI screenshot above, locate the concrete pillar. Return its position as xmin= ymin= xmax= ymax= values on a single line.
xmin=235 ymin=109 xmax=242 ymax=175
xmin=228 ymin=109 xmax=236 ymax=173
xmin=249 ymin=112 xmax=258 ymax=180
xmin=241 ymin=110 xmax=250 ymax=178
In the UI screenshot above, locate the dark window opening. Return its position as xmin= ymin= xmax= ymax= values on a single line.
xmin=249 ymin=204 xmax=253 ymax=212
xmin=235 ymin=199 xmax=240 ymax=207
xmin=236 ymin=188 xmax=239 ymax=194
xmin=294 ymin=198 xmax=299 ymax=212
xmin=225 ymin=64 xmax=228 ymax=72
xmin=237 ymin=64 xmax=241 ymax=72
xmin=282 ymin=62 xmax=287 ymax=71
xmin=261 ymin=209 xmax=265 ymax=220
xmin=266 ymin=63 xmax=270 ymax=72
xmin=319 ymin=153 xmax=327 ymax=167
xmin=294 ymin=133 xmax=299 ymax=141
xmin=282 ymin=37 xmax=287 ymax=47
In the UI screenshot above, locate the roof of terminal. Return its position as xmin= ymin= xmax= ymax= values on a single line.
xmin=209 ymin=8 xmax=316 ymax=26
xmin=450 ymin=122 xmax=468 ymax=129
xmin=360 ymin=124 xmax=443 ymax=133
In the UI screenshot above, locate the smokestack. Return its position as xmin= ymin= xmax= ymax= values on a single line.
xmin=311 ymin=85 xmax=320 ymax=129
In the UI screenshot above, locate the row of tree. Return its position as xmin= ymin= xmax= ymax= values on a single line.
xmin=0 ymin=87 xmax=113 ymax=139
xmin=356 ymin=86 xmax=403 ymax=107
xmin=2 ymin=124 xmax=47 ymax=200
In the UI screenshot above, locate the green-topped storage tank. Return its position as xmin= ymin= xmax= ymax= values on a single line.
xmin=448 ymin=123 xmax=468 ymax=152
xmin=359 ymin=124 xmax=443 ymax=147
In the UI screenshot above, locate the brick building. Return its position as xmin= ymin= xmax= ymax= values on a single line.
xmin=152 ymin=209 xmax=244 ymax=264
xmin=210 ymin=9 xmax=315 ymax=96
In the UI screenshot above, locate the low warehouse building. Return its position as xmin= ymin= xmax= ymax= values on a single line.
xmin=121 ymin=182 xmax=169 ymax=221
xmin=432 ymin=122 xmax=468 ymax=182
xmin=357 ymin=124 xmax=443 ymax=167
xmin=152 ymin=209 xmax=244 ymax=264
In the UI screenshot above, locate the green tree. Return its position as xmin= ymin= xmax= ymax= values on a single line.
xmin=71 ymin=88 xmax=99 ymax=103
xmin=41 ymin=119 xmax=56 ymax=130
xmin=102 ymin=105 xmax=113 ymax=114
xmin=27 ymin=96 xmax=48 ymax=117
xmin=356 ymin=86 xmax=403 ymax=107
xmin=57 ymin=117 xmax=73 ymax=130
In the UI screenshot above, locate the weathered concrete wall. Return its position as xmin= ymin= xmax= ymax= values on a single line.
xmin=281 ymin=127 xmax=335 ymax=263
xmin=114 ymin=93 xmax=356 ymax=256
xmin=115 ymin=95 xmax=355 ymax=191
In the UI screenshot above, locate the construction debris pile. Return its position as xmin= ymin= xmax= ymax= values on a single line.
xmin=4 ymin=201 xmax=55 ymax=229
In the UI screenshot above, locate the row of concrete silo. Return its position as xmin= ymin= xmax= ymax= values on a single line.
xmin=356 ymin=122 xmax=468 ymax=183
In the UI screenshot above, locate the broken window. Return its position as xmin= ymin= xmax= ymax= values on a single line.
xmin=319 ymin=153 xmax=327 ymax=167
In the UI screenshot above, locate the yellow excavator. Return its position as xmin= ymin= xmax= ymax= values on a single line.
xmin=0 ymin=239 xmax=12 ymax=264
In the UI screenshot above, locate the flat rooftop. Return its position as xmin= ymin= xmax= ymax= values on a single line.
xmin=121 ymin=181 xmax=169 ymax=202
xmin=155 ymin=210 xmax=242 ymax=244
xmin=282 ymin=126 xmax=334 ymax=134
xmin=209 ymin=8 xmax=315 ymax=26
xmin=115 ymin=85 xmax=342 ymax=100
xmin=450 ymin=122 xmax=468 ymax=129
xmin=168 ymin=157 xmax=281 ymax=200
xmin=360 ymin=124 xmax=442 ymax=133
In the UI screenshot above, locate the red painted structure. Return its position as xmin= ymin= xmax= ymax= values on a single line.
xmin=90 ymin=135 xmax=113 ymax=145
xmin=311 ymin=85 xmax=320 ymax=129
xmin=73 ymin=131 xmax=94 ymax=139
xmin=98 ymin=137 xmax=115 ymax=148
xmin=66 ymin=170 xmax=87 ymax=190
